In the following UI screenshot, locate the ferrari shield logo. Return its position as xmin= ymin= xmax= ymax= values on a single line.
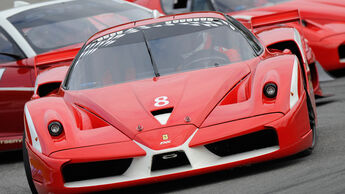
xmin=162 ymin=134 xmax=169 ymax=140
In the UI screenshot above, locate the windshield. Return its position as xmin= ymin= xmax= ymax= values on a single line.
xmin=8 ymin=0 xmax=152 ymax=54
xmin=65 ymin=17 xmax=259 ymax=90
xmin=214 ymin=0 xmax=289 ymax=12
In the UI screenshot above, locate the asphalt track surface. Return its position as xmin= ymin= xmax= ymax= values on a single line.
xmin=0 ymin=75 xmax=344 ymax=194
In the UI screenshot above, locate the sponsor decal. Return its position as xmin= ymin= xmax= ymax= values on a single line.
xmin=0 ymin=139 xmax=22 ymax=144
xmin=160 ymin=134 xmax=171 ymax=145
xmin=160 ymin=140 xmax=171 ymax=145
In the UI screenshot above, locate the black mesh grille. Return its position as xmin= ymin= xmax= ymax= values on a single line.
xmin=62 ymin=158 xmax=132 ymax=182
xmin=205 ymin=129 xmax=278 ymax=157
xmin=151 ymin=151 xmax=190 ymax=171
xmin=339 ymin=44 xmax=345 ymax=60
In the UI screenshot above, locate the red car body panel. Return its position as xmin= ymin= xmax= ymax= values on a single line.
xmin=0 ymin=60 xmax=34 ymax=138
xmin=135 ymin=0 xmax=345 ymax=71
xmin=0 ymin=47 xmax=79 ymax=151
xmin=24 ymin=12 xmax=316 ymax=193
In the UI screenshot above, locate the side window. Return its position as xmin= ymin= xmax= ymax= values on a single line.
xmin=226 ymin=15 xmax=263 ymax=55
xmin=0 ymin=28 xmax=24 ymax=63
xmin=161 ymin=0 xmax=192 ymax=15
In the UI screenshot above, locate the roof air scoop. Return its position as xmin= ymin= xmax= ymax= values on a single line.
xmin=151 ymin=108 xmax=173 ymax=125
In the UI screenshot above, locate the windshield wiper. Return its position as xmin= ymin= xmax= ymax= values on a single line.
xmin=141 ymin=30 xmax=160 ymax=77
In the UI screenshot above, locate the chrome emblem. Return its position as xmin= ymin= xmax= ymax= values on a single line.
xmin=162 ymin=153 xmax=178 ymax=160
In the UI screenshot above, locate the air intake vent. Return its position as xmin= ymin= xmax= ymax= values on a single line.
xmin=151 ymin=108 xmax=173 ymax=125
xmin=37 ymin=82 xmax=61 ymax=97
xmin=151 ymin=151 xmax=191 ymax=171
xmin=62 ymin=158 xmax=132 ymax=182
xmin=205 ymin=129 xmax=278 ymax=157
xmin=339 ymin=44 xmax=345 ymax=63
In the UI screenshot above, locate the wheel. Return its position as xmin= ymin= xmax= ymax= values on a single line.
xmin=299 ymin=95 xmax=317 ymax=156
xmin=22 ymin=133 xmax=38 ymax=194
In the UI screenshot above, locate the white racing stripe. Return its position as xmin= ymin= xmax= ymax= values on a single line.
xmin=293 ymin=29 xmax=307 ymax=66
xmin=0 ymin=87 xmax=34 ymax=91
xmin=0 ymin=68 xmax=4 ymax=80
xmin=24 ymin=105 xmax=42 ymax=153
xmin=290 ymin=57 xmax=299 ymax=109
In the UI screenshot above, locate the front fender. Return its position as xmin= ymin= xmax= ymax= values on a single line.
xmin=201 ymin=55 xmax=303 ymax=127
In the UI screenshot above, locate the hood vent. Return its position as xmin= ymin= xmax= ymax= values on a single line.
xmin=151 ymin=108 xmax=173 ymax=125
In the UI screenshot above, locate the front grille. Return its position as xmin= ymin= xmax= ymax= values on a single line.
xmin=151 ymin=151 xmax=191 ymax=171
xmin=62 ymin=158 xmax=132 ymax=182
xmin=205 ymin=129 xmax=278 ymax=157
xmin=339 ymin=44 xmax=345 ymax=61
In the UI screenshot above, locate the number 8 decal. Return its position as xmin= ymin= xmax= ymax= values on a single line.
xmin=154 ymin=96 xmax=169 ymax=107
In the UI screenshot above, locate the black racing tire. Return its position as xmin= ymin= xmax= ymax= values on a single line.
xmin=299 ymin=95 xmax=317 ymax=156
xmin=22 ymin=133 xmax=38 ymax=194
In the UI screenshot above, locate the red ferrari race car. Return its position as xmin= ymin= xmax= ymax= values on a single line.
xmin=23 ymin=11 xmax=317 ymax=193
xmin=0 ymin=0 xmax=154 ymax=151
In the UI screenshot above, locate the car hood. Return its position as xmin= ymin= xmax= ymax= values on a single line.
xmin=65 ymin=61 xmax=251 ymax=139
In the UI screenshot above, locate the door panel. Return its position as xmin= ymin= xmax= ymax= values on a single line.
xmin=0 ymin=27 xmax=33 ymax=137
xmin=0 ymin=64 xmax=34 ymax=136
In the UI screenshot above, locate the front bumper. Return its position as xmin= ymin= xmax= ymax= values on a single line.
xmin=27 ymin=94 xmax=313 ymax=193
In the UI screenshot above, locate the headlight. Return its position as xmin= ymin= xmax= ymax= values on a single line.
xmin=48 ymin=121 xmax=63 ymax=136
xmin=263 ymin=83 xmax=277 ymax=98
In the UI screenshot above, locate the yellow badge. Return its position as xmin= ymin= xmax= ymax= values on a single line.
xmin=162 ymin=134 xmax=169 ymax=140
